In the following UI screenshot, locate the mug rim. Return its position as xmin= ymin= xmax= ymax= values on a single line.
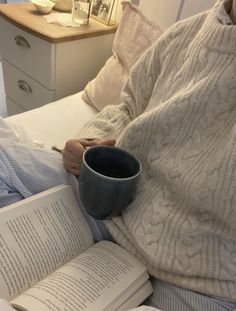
xmin=82 ymin=145 xmax=142 ymax=181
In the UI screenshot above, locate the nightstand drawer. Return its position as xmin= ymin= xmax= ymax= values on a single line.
xmin=3 ymin=60 xmax=54 ymax=111
xmin=6 ymin=97 xmax=26 ymax=116
xmin=0 ymin=16 xmax=54 ymax=89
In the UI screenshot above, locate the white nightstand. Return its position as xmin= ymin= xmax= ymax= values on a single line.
xmin=0 ymin=3 xmax=117 ymax=116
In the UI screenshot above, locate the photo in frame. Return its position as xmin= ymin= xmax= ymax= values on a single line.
xmin=91 ymin=0 xmax=116 ymax=25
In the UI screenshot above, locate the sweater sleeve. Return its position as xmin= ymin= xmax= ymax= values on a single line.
xmin=75 ymin=39 xmax=163 ymax=141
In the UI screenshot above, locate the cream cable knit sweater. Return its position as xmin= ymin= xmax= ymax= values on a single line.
xmin=77 ymin=0 xmax=236 ymax=300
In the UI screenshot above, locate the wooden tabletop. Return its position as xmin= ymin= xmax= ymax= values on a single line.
xmin=0 ymin=3 xmax=117 ymax=43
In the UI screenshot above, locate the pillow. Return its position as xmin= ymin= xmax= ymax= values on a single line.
xmin=82 ymin=1 xmax=162 ymax=111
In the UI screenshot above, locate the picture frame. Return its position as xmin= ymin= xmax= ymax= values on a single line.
xmin=91 ymin=0 xmax=116 ymax=25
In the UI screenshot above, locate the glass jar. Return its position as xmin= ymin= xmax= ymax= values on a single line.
xmin=72 ymin=0 xmax=92 ymax=25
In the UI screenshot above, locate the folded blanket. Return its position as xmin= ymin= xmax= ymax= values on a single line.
xmin=0 ymin=116 xmax=48 ymax=148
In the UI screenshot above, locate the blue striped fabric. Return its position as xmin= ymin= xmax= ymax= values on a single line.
xmin=0 ymin=139 xmax=235 ymax=310
xmin=0 ymin=138 xmax=112 ymax=242
xmin=144 ymin=278 xmax=236 ymax=311
xmin=0 ymin=139 xmax=68 ymax=208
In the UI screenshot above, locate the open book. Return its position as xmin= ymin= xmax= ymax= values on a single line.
xmin=0 ymin=185 xmax=153 ymax=311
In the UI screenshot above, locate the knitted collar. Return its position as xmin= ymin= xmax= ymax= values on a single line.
xmin=198 ymin=0 xmax=236 ymax=53
xmin=218 ymin=0 xmax=233 ymax=25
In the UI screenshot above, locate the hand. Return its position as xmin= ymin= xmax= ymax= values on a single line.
xmin=62 ymin=138 xmax=116 ymax=175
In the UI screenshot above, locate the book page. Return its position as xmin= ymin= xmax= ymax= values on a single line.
xmin=117 ymin=281 xmax=153 ymax=311
xmin=0 ymin=185 xmax=93 ymax=301
xmin=11 ymin=241 xmax=151 ymax=311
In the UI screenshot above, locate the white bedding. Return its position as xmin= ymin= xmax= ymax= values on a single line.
xmin=5 ymin=92 xmax=97 ymax=149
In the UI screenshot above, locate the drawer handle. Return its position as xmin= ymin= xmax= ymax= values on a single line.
xmin=14 ymin=36 xmax=31 ymax=49
xmin=18 ymin=80 xmax=32 ymax=93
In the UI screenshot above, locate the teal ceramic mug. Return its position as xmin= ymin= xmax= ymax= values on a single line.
xmin=79 ymin=145 xmax=142 ymax=219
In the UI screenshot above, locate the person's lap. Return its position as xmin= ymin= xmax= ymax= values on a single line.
xmin=0 ymin=138 xmax=68 ymax=207
xmin=145 ymin=278 xmax=236 ymax=311
xmin=0 ymin=140 xmax=235 ymax=311
xmin=0 ymin=138 xmax=111 ymax=240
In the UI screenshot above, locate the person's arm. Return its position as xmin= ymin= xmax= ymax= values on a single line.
xmin=63 ymin=35 xmax=167 ymax=174
xmin=76 ymin=39 xmax=164 ymax=141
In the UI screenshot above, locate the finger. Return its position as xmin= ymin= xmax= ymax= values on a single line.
xmin=99 ymin=139 xmax=116 ymax=146
xmin=64 ymin=140 xmax=84 ymax=158
xmin=83 ymin=138 xmax=116 ymax=147
xmin=62 ymin=148 xmax=81 ymax=163
xmin=64 ymin=160 xmax=81 ymax=170
xmin=68 ymin=167 xmax=81 ymax=175
xmin=63 ymin=155 xmax=81 ymax=168
xmin=63 ymin=159 xmax=81 ymax=174
xmin=79 ymin=138 xmax=98 ymax=147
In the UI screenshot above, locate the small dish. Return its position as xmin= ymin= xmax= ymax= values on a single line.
xmin=31 ymin=0 xmax=55 ymax=14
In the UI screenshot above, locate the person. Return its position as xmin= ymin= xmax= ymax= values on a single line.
xmin=0 ymin=0 xmax=236 ymax=310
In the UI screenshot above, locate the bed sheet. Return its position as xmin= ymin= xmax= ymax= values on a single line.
xmin=5 ymin=92 xmax=98 ymax=149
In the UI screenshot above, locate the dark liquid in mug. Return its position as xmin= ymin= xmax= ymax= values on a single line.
xmin=85 ymin=148 xmax=140 ymax=179
xmin=93 ymin=164 xmax=132 ymax=179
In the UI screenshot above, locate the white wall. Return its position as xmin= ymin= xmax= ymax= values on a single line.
xmin=0 ymin=62 xmax=7 ymax=117
xmin=179 ymin=0 xmax=216 ymax=20
xmin=138 ymin=0 xmax=182 ymax=29
xmin=135 ymin=0 xmax=216 ymax=29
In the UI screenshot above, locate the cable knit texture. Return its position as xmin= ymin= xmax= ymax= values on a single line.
xmin=77 ymin=0 xmax=236 ymax=300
